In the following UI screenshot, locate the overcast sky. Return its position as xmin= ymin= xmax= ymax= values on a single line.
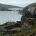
xmin=0 ymin=0 xmax=36 ymax=7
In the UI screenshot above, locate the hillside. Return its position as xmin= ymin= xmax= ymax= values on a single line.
xmin=0 ymin=3 xmax=22 ymax=8
xmin=19 ymin=3 xmax=36 ymax=15
xmin=0 ymin=3 xmax=22 ymax=11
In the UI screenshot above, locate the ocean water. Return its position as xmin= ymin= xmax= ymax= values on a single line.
xmin=0 ymin=11 xmax=22 ymax=25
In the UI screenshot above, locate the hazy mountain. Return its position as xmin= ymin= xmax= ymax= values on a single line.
xmin=0 ymin=3 xmax=22 ymax=11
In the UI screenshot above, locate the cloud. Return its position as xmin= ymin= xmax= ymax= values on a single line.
xmin=0 ymin=0 xmax=36 ymax=7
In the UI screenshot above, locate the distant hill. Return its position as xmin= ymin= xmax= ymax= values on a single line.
xmin=0 ymin=3 xmax=22 ymax=11
xmin=0 ymin=3 xmax=22 ymax=8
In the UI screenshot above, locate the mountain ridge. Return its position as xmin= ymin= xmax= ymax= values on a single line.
xmin=0 ymin=3 xmax=22 ymax=8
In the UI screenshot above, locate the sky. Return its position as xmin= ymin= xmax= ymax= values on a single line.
xmin=0 ymin=0 xmax=36 ymax=24
xmin=0 ymin=0 xmax=36 ymax=7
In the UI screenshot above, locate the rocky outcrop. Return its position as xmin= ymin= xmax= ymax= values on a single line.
xmin=0 ymin=21 xmax=22 ymax=34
